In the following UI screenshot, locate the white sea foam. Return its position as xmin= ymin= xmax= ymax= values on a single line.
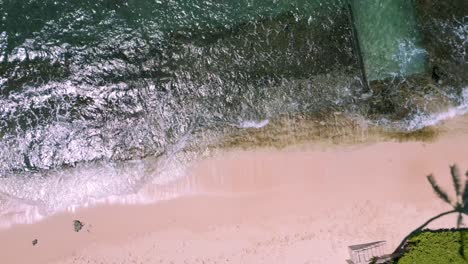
xmin=239 ymin=119 xmax=270 ymax=129
xmin=404 ymin=87 xmax=468 ymax=131
xmin=393 ymin=38 xmax=428 ymax=77
xmin=0 ymin=150 xmax=198 ymax=229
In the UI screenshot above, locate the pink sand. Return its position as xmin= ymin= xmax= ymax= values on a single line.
xmin=2 ymin=117 xmax=468 ymax=263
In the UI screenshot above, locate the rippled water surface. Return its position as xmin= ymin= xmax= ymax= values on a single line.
xmin=0 ymin=0 xmax=466 ymax=225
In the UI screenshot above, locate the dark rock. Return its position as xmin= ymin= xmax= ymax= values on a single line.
xmin=32 ymin=239 xmax=38 ymax=246
xmin=73 ymin=220 xmax=84 ymax=232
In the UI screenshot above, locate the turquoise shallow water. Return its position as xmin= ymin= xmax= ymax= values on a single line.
xmin=351 ymin=0 xmax=427 ymax=81
xmin=0 ymin=0 xmax=466 ymax=220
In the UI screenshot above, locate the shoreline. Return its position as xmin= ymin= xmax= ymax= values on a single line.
xmin=2 ymin=116 xmax=468 ymax=263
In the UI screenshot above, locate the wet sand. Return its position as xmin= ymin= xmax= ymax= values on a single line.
xmin=2 ymin=116 xmax=468 ymax=264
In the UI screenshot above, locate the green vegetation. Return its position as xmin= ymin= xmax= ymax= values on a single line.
xmin=396 ymin=230 xmax=468 ymax=264
xmin=392 ymin=165 xmax=468 ymax=256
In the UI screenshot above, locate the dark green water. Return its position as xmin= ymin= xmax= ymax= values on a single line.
xmin=0 ymin=0 xmax=466 ymax=220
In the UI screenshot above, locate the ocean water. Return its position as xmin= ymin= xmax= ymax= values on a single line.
xmin=351 ymin=0 xmax=427 ymax=81
xmin=0 ymin=0 xmax=467 ymax=226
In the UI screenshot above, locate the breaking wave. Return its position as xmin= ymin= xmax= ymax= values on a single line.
xmin=0 ymin=1 xmax=466 ymax=227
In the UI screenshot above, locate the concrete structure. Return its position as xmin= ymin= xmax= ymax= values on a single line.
xmin=350 ymin=0 xmax=427 ymax=82
xmin=347 ymin=241 xmax=387 ymax=264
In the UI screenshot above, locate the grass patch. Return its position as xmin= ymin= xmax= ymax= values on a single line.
xmin=396 ymin=229 xmax=468 ymax=264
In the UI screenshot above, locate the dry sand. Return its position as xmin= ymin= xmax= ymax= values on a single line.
xmin=2 ymin=116 xmax=468 ymax=264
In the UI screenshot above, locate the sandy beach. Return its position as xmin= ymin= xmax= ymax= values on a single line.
xmin=2 ymin=116 xmax=468 ymax=264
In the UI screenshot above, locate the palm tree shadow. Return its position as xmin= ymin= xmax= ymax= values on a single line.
xmin=392 ymin=165 xmax=468 ymax=256
xmin=459 ymin=230 xmax=466 ymax=260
